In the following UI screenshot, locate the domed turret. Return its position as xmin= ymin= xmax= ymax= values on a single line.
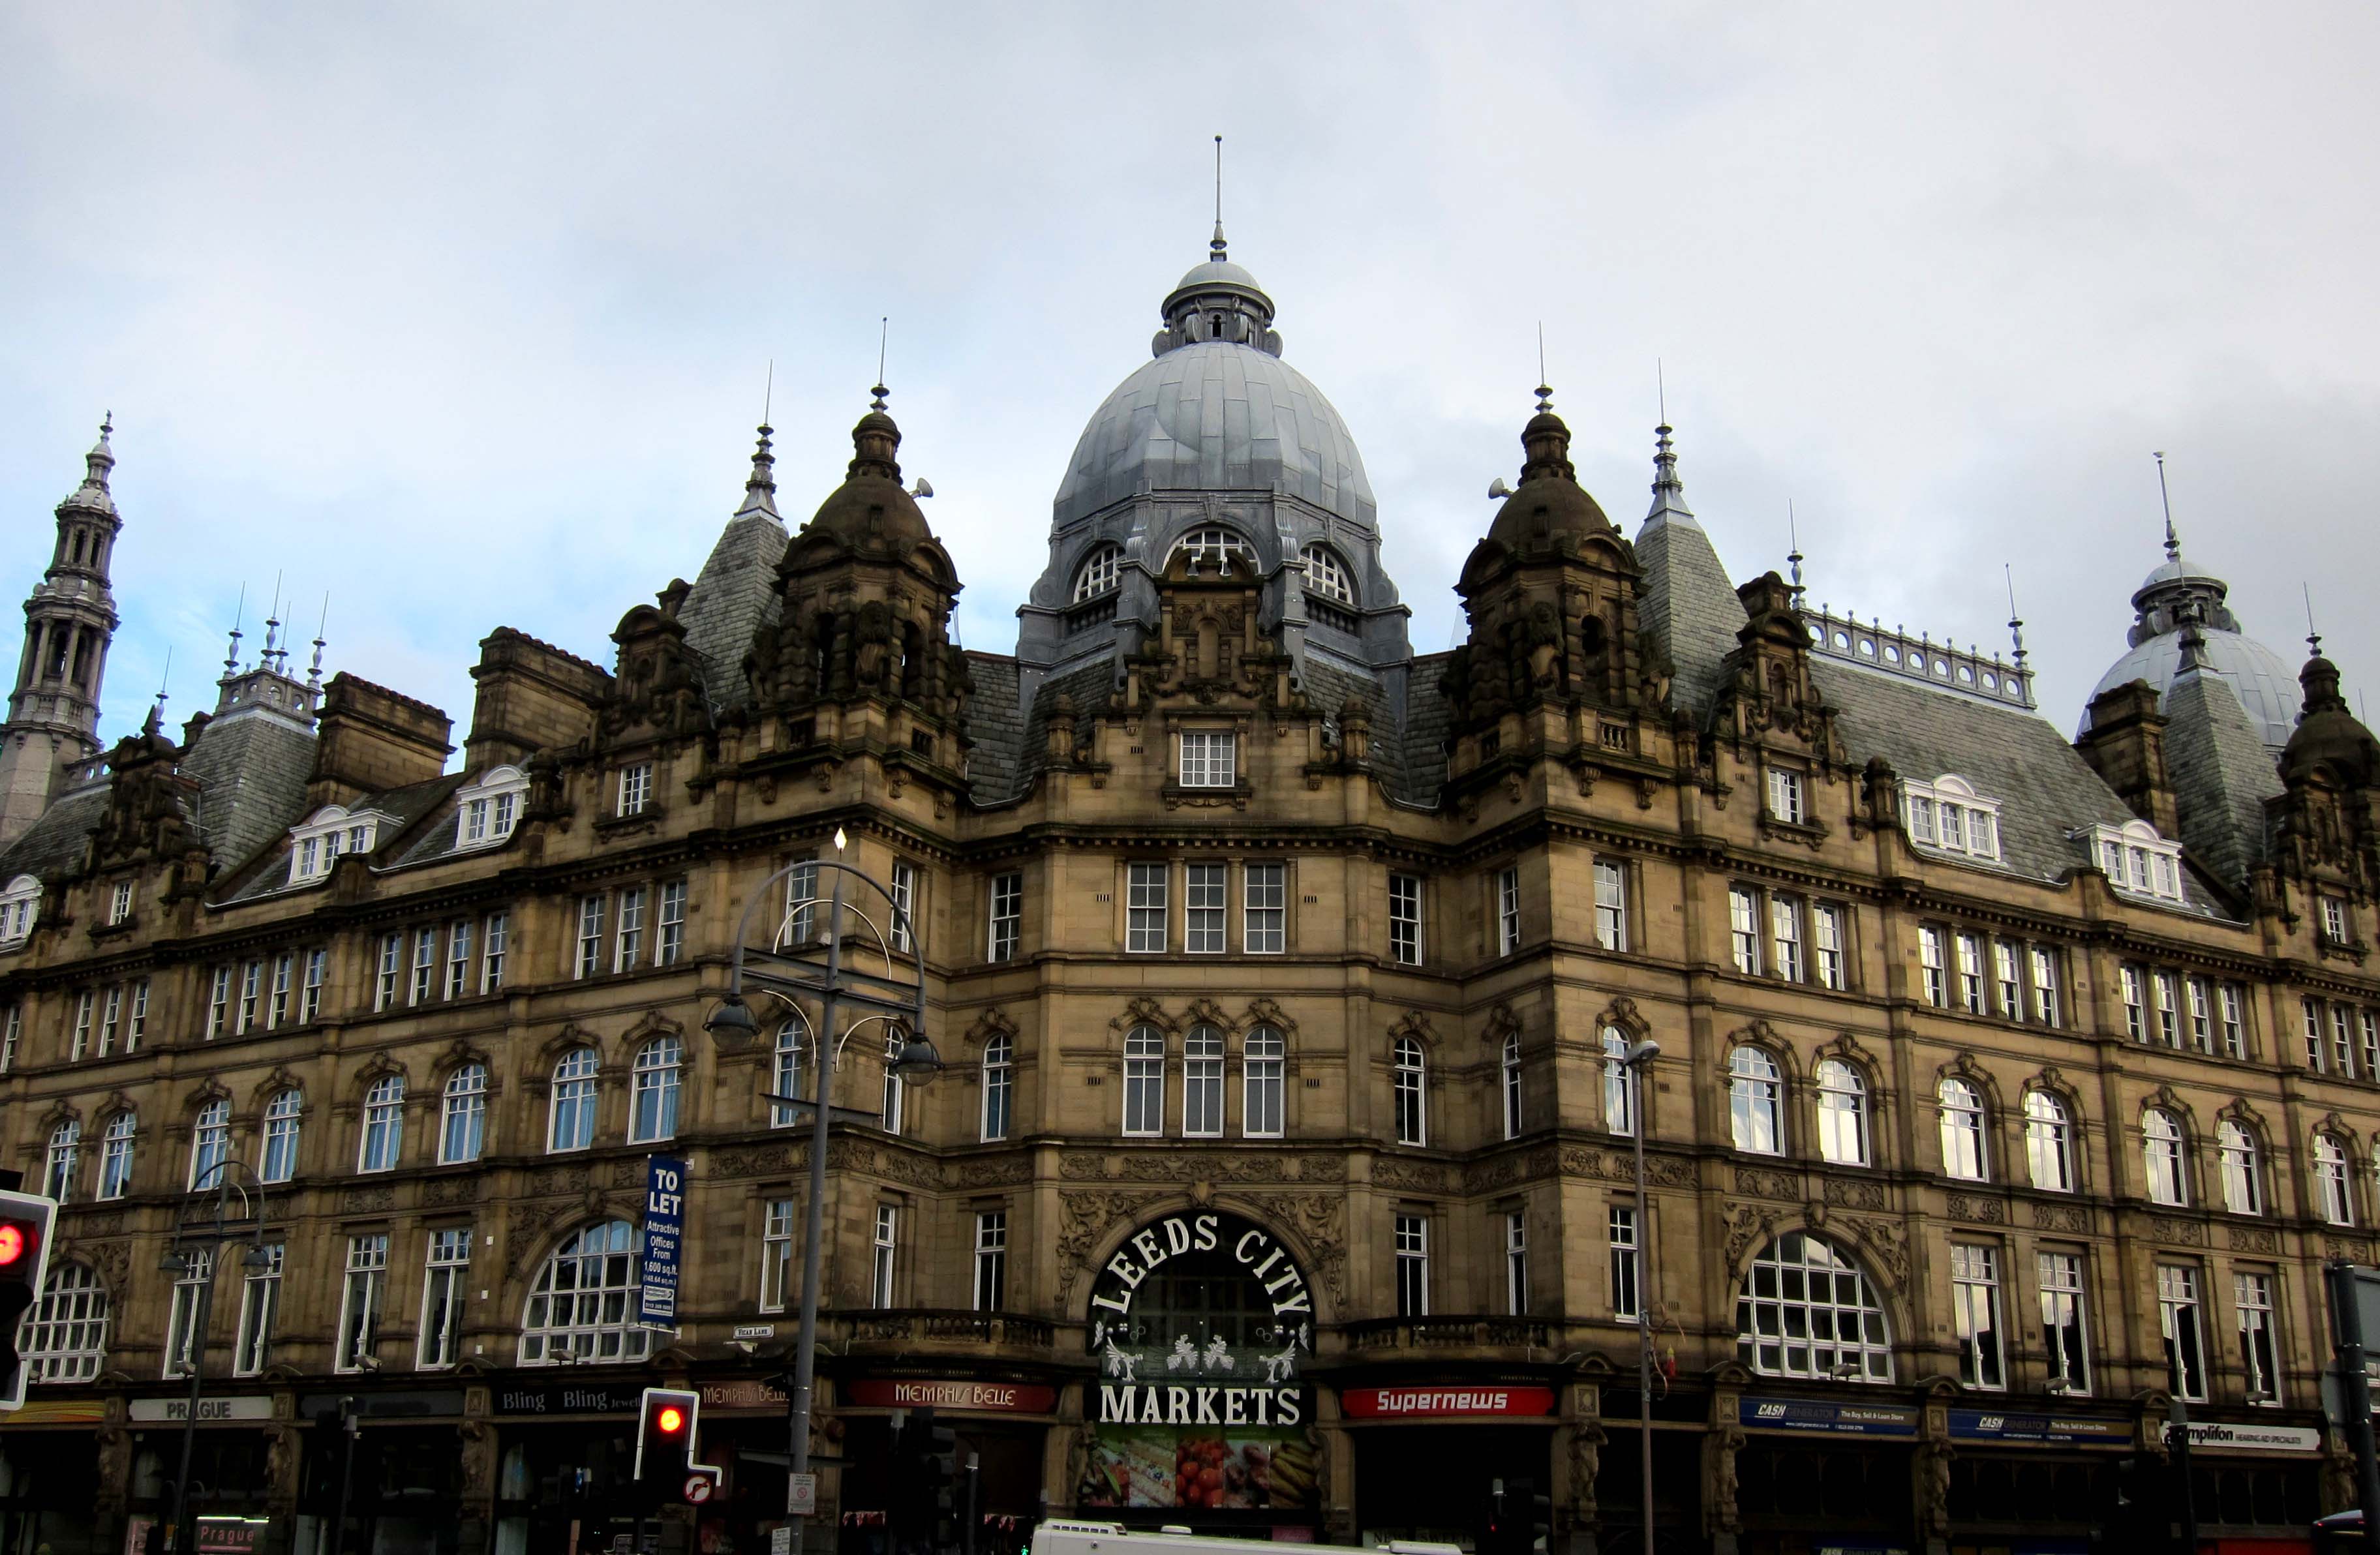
xmin=2283 ymin=648 xmax=2377 ymax=788
xmin=799 ymin=389 xmax=935 ymax=556
xmin=1486 ymin=387 xmax=1612 ymax=548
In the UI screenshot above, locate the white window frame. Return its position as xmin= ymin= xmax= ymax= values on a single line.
xmin=1940 ymin=1078 xmax=1989 ymax=1181
xmin=482 ymin=910 xmax=510 ymax=993
xmin=1072 ymin=542 xmax=1123 ymax=602
xmin=1243 ymin=862 xmax=1285 ymax=954
xmin=2159 ymin=1262 xmax=2207 ymax=1401
xmin=189 ymin=1100 xmax=230 ymax=1190
xmin=574 ymin=895 xmax=605 ymax=979
xmin=234 ymin=1244 xmax=282 ymax=1378
xmin=1918 ymin=925 xmax=1947 ymax=1007
xmin=1728 ymin=1046 xmax=1782 ymax=1155
xmin=1394 ymin=1215 xmax=1429 ymax=1317
xmin=2039 ymin=1251 xmax=2090 ymax=1395
xmin=2218 ymin=1120 xmax=2261 ymax=1215
xmin=163 ymin=1248 xmax=214 ymax=1380
xmin=2144 ymin=1110 xmax=2188 ymax=1207
xmin=1182 ymin=1025 xmax=1225 ymax=1138
xmin=1244 ymin=1027 xmax=1284 ymax=1139
xmin=656 ymin=883 xmax=686 ymax=966
xmin=2235 ymin=1270 xmax=2281 ymax=1404
xmin=1730 ymin=887 xmax=1762 ymax=976
xmin=1766 ymin=767 xmax=1805 ymax=825
xmin=0 ymin=875 xmax=39 ymax=946
xmin=1902 ymin=775 xmax=2003 ymax=863
xmin=549 ymin=1048 xmax=599 ymax=1152
xmin=1501 ymin=1032 xmax=1524 ymax=1141
xmin=1504 ymin=1209 xmax=1529 ymax=1317
xmin=1122 ymin=1025 xmax=1164 ymax=1136
xmin=358 ymin=1076 xmax=404 ymax=1172
xmin=24 ymin=1263 xmax=110 ymax=1383
xmin=1184 ymin=863 xmax=1227 ymax=954
xmin=988 ymin=871 xmax=1022 ymax=962
xmin=1770 ymin=896 xmax=1805 ymax=982
xmin=2317 ymin=1134 xmax=2355 ymax=1226
xmin=2088 ymin=819 xmax=2186 ymax=904
xmin=1608 ymin=1204 xmax=1640 ymax=1318
xmin=1951 ymin=1243 xmax=2006 ymax=1391
xmin=1388 ymin=873 xmax=1424 ymax=965
xmin=870 ymin=1205 xmax=898 ymax=1308
xmin=260 ymin=1090 xmax=301 ymax=1183
xmin=97 ymin=1113 xmax=134 ymax=1201
xmin=336 ymin=1233 xmax=389 ymax=1374
xmin=1180 ymin=729 xmax=1237 ymax=788
xmin=1125 ymin=863 xmax=1167 ymax=954
xmin=1300 ymin=543 xmax=1354 ymax=604
xmin=1392 ymin=1037 xmax=1427 ymax=1146
xmin=1594 ymin=860 xmax=1627 ymax=952
xmin=629 ymin=1037 xmax=682 ymax=1144
xmin=615 ymin=885 xmax=647 ymax=972
xmin=889 ymin=862 xmax=916 ymax=954
xmin=1602 ymin=1029 xmax=1638 ymax=1137
xmin=973 ymin=1211 xmax=1007 ymax=1312
xmin=980 ymin=1031 xmax=1014 ymax=1142
xmin=761 ymin=1199 xmax=795 ymax=1312
xmin=446 ymin=919 xmax=474 ymax=1001
xmin=1497 ymin=868 xmax=1521 ymax=957
xmin=418 ymin=1228 xmax=471 ymax=1370
xmin=440 ymin=1064 xmax=488 ymax=1165
xmin=617 ymin=761 xmax=654 ymax=817
xmin=453 ymin=766 xmax=527 ymax=851
xmin=2022 ymin=1091 xmax=2070 ymax=1192
xmin=1815 ymin=1058 xmax=1867 ymax=1167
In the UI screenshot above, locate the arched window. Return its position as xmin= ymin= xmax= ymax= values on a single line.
xmin=519 ymin=1220 xmax=653 ymax=1365
xmin=2317 ymin=1134 xmax=2355 ymax=1226
xmin=260 ymin=1089 xmax=302 ymax=1183
xmin=980 ymin=1031 xmax=1014 ymax=1142
xmin=23 ymin=1263 xmax=110 ymax=1383
xmin=1183 ymin=1025 xmax=1225 ymax=1138
xmin=0 ymin=873 xmax=38 ymax=946
xmin=1122 ymin=1025 xmax=1164 ymax=1136
xmin=359 ymin=1076 xmax=404 ymax=1172
xmin=1393 ymin=1036 xmax=1427 ymax=1146
xmin=190 ymin=1100 xmax=231 ymax=1189
xmin=1244 ymin=1027 xmax=1284 ymax=1138
xmin=630 ymin=1037 xmax=682 ymax=1144
xmin=1728 ymin=1048 xmax=1782 ymax=1155
xmin=97 ymin=1114 xmax=136 ymax=1201
xmin=440 ymin=1065 xmax=487 ymax=1164
xmin=44 ymin=1121 xmax=80 ymax=1203
xmin=1815 ymin=1059 xmax=1868 ymax=1166
xmin=2143 ymin=1109 xmax=2187 ymax=1207
xmin=1602 ymin=1028 xmax=1638 ymax=1137
xmin=1501 ymin=1032 xmax=1525 ymax=1141
xmin=1072 ymin=543 xmax=1124 ymax=602
xmin=2216 ymin=1120 xmax=2261 ymax=1215
xmin=1735 ymin=1231 xmax=1893 ymax=1381
xmin=1938 ymin=1078 xmax=1988 ymax=1181
xmin=1300 ymin=543 xmax=1354 ymax=605
xmin=549 ymin=1049 xmax=599 ymax=1153
xmin=1168 ymin=526 xmax=1255 ymax=576
xmin=771 ymin=1019 xmax=808 ymax=1126
xmin=2024 ymin=1091 xmax=2072 ymax=1192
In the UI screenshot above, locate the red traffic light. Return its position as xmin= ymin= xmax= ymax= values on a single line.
xmin=656 ymin=1405 xmax=686 ymax=1434
xmin=0 ymin=1226 xmax=24 ymax=1267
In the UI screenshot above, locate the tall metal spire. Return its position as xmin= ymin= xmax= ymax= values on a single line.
xmin=870 ymin=318 xmax=890 ymax=412
xmin=1645 ymin=406 xmax=1696 ymax=529
xmin=2305 ymin=582 xmax=2323 ymax=658
xmin=1211 ymin=134 xmax=1227 ymax=262
xmin=308 ymin=594 xmax=329 ymax=690
xmin=1786 ymin=502 xmax=1805 ymax=609
xmin=2006 ymin=564 xmax=2028 ymax=670
xmin=2154 ymin=450 xmax=2180 ymax=561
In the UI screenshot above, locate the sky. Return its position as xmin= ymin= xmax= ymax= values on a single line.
xmin=5 ymin=3 xmax=2377 ymax=761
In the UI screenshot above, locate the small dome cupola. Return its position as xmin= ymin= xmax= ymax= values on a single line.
xmin=1155 ymin=224 xmax=1281 ymax=357
xmin=1486 ymin=385 xmax=1612 ymax=548
xmin=798 ymin=386 xmax=935 ymax=556
xmin=2281 ymin=635 xmax=2377 ymax=788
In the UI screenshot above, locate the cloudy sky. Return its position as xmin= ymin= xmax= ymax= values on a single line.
xmin=5 ymin=3 xmax=2376 ymax=757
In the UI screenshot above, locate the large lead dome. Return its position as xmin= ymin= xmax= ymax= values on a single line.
xmin=2081 ymin=538 xmax=2301 ymax=752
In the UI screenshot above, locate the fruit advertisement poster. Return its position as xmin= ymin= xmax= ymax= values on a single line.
xmin=1078 ymin=1422 xmax=1320 ymax=1511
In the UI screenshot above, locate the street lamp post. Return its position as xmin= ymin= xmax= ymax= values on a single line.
xmin=706 ymin=829 xmax=941 ymax=1555
xmin=1617 ymin=1039 xmax=1661 ymax=1555
xmin=159 ymin=1161 xmax=271 ymax=1555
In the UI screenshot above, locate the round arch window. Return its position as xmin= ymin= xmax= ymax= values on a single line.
xmin=1735 ymin=1230 xmax=1893 ymax=1381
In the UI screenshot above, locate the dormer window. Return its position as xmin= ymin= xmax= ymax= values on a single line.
xmin=1767 ymin=768 xmax=1807 ymax=826
xmin=289 ymin=806 xmax=384 ymax=885
xmin=1072 ymin=543 xmax=1123 ymax=602
xmin=1300 ymin=544 xmax=1354 ymax=605
xmin=2321 ymin=894 xmax=2352 ymax=944
xmin=2086 ymin=819 xmax=2185 ymax=904
xmin=0 ymin=875 xmax=38 ymax=947
xmin=454 ymin=764 xmax=528 ymax=851
xmin=1904 ymin=776 xmax=2003 ymax=864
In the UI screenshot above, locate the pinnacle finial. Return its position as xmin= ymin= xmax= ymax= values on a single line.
xmin=2306 ymin=582 xmax=2323 ymax=659
xmin=871 ymin=316 xmax=890 ymax=411
xmin=1787 ymin=502 xmax=1805 ymax=608
xmin=2006 ymin=564 xmax=2028 ymax=668
xmin=223 ymin=584 xmax=246 ymax=676
xmin=308 ymin=593 xmax=329 ymax=690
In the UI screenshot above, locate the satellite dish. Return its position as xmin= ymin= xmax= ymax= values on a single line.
xmin=1488 ymin=477 xmax=1512 ymax=500
xmin=910 ymin=478 xmax=934 ymax=498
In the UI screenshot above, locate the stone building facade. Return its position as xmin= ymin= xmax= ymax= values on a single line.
xmin=1 ymin=235 xmax=2377 ymax=1555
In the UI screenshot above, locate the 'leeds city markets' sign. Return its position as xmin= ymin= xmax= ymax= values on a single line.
xmin=1085 ymin=1209 xmax=1314 ymax=1431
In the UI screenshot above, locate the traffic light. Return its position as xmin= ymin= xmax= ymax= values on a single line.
xmin=635 ymin=1387 xmax=700 ymax=1492
xmin=0 ymin=1188 xmax=56 ymax=1410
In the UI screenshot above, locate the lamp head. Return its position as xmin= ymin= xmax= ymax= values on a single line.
xmin=704 ymin=994 xmax=759 ymax=1038
xmin=833 ymin=827 xmax=847 ymax=851
xmin=159 ymin=1249 xmax=190 ymax=1276
xmin=889 ymin=1035 xmax=943 ymax=1085
xmin=242 ymin=1242 xmax=275 ymax=1271
xmin=1624 ymin=1039 xmax=1661 ymax=1067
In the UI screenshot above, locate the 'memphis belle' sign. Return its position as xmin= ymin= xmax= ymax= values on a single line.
xmin=1086 ymin=1210 xmax=1314 ymax=1429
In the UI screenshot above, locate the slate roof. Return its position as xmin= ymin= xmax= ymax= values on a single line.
xmin=2162 ymin=665 xmax=2284 ymax=892
xmin=172 ymin=710 xmax=318 ymax=871
xmin=962 ymin=653 xmax=1025 ymax=809
xmin=216 ymin=772 xmax=468 ymax=903
xmin=1635 ymin=513 xmax=1748 ymax=723
xmin=1303 ymin=655 xmax=1415 ymax=804
xmin=1815 ymin=657 xmax=2231 ymax=916
xmin=0 ymin=781 xmax=111 ymax=883
xmin=679 ymin=511 xmax=789 ymax=712
xmin=1397 ymin=652 xmax=1455 ymax=805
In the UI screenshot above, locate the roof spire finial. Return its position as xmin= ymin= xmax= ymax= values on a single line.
xmin=309 ymin=592 xmax=329 ymax=690
xmin=870 ymin=318 xmax=889 ymax=412
xmin=1534 ymin=324 xmax=1551 ymax=412
xmin=1787 ymin=501 xmax=1805 ymax=609
xmin=262 ymin=571 xmax=284 ymax=671
xmin=1645 ymin=380 xmax=1696 ymax=528
xmin=2154 ymin=450 xmax=2180 ymax=561
xmin=152 ymin=645 xmax=172 ymax=729
xmin=2305 ymin=582 xmax=2323 ymax=658
xmin=223 ymin=583 xmax=246 ymax=675
xmin=2006 ymin=564 xmax=2028 ymax=669
xmin=1211 ymin=134 xmax=1227 ymax=262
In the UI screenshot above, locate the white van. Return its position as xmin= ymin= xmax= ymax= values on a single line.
xmin=1029 ymin=1520 xmax=1464 ymax=1555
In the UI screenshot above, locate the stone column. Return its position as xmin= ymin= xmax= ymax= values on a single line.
xmin=1553 ymin=1415 xmax=1604 ymax=1555
xmin=95 ymin=1398 xmax=132 ymax=1555
xmin=458 ymin=1388 xmax=498 ymax=1555
xmin=1700 ymin=1423 xmax=1745 ymax=1555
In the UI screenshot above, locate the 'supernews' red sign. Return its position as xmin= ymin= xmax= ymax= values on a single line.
xmin=1339 ymin=1386 xmax=1557 ymax=1419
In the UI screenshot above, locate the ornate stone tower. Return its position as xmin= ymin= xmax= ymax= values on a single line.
xmin=0 ymin=417 xmax=124 ymax=846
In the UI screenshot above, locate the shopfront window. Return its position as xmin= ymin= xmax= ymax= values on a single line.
xmin=1080 ymin=1210 xmax=1315 ymax=1517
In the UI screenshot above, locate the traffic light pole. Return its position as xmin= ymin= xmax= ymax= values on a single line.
xmin=2325 ymin=1262 xmax=2380 ymax=1552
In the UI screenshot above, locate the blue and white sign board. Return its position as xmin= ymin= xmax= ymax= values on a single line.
xmin=640 ymin=1155 xmax=687 ymax=1327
